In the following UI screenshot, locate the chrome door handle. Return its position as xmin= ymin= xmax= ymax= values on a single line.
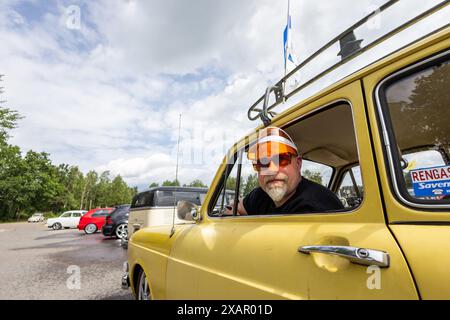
xmin=298 ymin=245 xmax=390 ymax=267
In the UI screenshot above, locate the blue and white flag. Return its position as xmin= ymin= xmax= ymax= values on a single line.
xmin=283 ymin=1 xmax=298 ymax=75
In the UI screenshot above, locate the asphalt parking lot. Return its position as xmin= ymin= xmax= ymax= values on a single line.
xmin=0 ymin=221 xmax=133 ymax=300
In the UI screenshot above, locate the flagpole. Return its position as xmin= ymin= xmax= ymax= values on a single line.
xmin=170 ymin=113 xmax=182 ymax=237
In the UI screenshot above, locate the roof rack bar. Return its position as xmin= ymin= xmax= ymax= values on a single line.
xmin=247 ymin=0 xmax=450 ymax=123
xmin=284 ymin=0 xmax=450 ymax=101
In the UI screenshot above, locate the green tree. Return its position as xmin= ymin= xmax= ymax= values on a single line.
xmin=187 ymin=179 xmax=207 ymax=188
xmin=303 ymin=169 xmax=323 ymax=185
xmin=0 ymin=106 xmax=27 ymax=219
xmin=242 ymin=174 xmax=258 ymax=196
xmin=67 ymin=166 xmax=85 ymax=210
xmin=162 ymin=179 xmax=180 ymax=187
xmin=109 ymin=175 xmax=133 ymax=205
xmin=225 ymin=176 xmax=236 ymax=191
xmin=80 ymin=171 xmax=98 ymax=210
xmin=0 ymin=143 xmax=26 ymax=220
xmin=95 ymin=171 xmax=112 ymax=207
xmin=21 ymin=151 xmax=61 ymax=213
xmin=149 ymin=182 xmax=159 ymax=188
xmin=0 ymin=106 xmax=22 ymax=142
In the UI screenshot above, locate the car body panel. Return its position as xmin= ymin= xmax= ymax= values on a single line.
xmin=128 ymin=207 xmax=184 ymax=238
xmin=167 ymin=221 xmax=417 ymax=299
xmin=128 ymin=225 xmax=183 ymax=299
xmin=389 ymin=226 xmax=450 ymax=299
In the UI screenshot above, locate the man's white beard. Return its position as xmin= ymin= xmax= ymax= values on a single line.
xmin=266 ymin=184 xmax=288 ymax=203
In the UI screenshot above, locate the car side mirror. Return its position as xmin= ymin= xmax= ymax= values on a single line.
xmin=177 ymin=201 xmax=200 ymax=222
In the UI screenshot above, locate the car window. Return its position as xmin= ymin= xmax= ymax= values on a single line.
xmin=380 ymin=54 xmax=450 ymax=204
xmin=209 ymin=102 xmax=362 ymax=216
xmin=111 ymin=205 xmax=130 ymax=218
xmin=92 ymin=210 xmax=104 ymax=217
xmin=337 ymin=165 xmax=364 ymax=208
xmin=210 ymin=153 xmax=241 ymax=216
xmin=154 ymin=190 xmax=205 ymax=207
xmin=72 ymin=212 xmax=82 ymax=217
xmin=131 ymin=191 xmax=155 ymax=208
xmin=60 ymin=212 xmax=71 ymax=218
xmin=301 ymin=159 xmax=333 ymax=188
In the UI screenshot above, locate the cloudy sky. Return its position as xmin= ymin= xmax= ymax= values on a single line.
xmin=0 ymin=0 xmax=447 ymax=190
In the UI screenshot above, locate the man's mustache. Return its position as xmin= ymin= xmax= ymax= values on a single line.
xmin=263 ymin=174 xmax=288 ymax=185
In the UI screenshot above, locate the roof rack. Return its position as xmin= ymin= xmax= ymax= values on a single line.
xmin=248 ymin=0 xmax=450 ymax=126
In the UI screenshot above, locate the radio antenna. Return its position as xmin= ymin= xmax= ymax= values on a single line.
xmin=170 ymin=113 xmax=182 ymax=237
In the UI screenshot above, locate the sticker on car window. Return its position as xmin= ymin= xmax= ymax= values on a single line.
xmin=410 ymin=165 xmax=450 ymax=197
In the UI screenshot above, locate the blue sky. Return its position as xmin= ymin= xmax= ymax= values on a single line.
xmin=0 ymin=0 xmax=447 ymax=190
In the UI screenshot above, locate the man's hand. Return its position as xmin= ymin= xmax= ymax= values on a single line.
xmin=222 ymin=201 xmax=248 ymax=216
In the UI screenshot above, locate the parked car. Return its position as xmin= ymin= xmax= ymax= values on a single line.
xmin=78 ymin=207 xmax=114 ymax=234
xmin=127 ymin=187 xmax=208 ymax=240
xmin=46 ymin=210 xmax=87 ymax=230
xmin=123 ymin=14 xmax=450 ymax=299
xmin=28 ymin=213 xmax=44 ymax=223
xmin=102 ymin=204 xmax=131 ymax=240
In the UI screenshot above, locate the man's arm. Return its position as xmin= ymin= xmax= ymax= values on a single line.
xmin=237 ymin=199 xmax=248 ymax=215
xmin=224 ymin=199 xmax=248 ymax=216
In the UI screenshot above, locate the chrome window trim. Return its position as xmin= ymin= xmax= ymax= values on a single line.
xmin=374 ymin=49 xmax=450 ymax=210
xmin=208 ymin=98 xmax=366 ymax=219
xmin=130 ymin=206 xmax=183 ymax=211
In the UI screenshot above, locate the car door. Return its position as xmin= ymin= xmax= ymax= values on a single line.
xmin=91 ymin=210 xmax=106 ymax=227
xmin=59 ymin=212 xmax=71 ymax=227
xmin=69 ymin=212 xmax=82 ymax=228
xmin=364 ymin=34 xmax=450 ymax=299
xmin=166 ymin=81 xmax=418 ymax=299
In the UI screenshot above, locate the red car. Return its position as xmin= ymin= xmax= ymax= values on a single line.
xmin=77 ymin=207 xmax=113 ymax=234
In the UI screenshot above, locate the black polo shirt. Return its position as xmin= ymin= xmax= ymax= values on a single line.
xmin=243 ymin=178 xmax=344 ymax=215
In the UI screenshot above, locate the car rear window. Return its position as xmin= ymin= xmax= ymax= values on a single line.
xmin=111 ymin=205 xmax=130 ymax=218
xmin=131 ymin=191 xmax=155 ymax=208
xmin=378 ymin=52 xmax=450 ymax=205
xmin=92 ymin=209 xmax=110 ymax=217
xmin=155 ymin=190 xmax=206 ymax=207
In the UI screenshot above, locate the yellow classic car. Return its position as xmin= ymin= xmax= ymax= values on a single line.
xmin=123 ymin=4 xmax=450 ymax=300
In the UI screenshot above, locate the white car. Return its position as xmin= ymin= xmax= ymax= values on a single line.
xmin=28 ymin=213 xmax=44 ymax=223
xmin=46 ymin=210 xmax=87 ymax=230
xmin=127 ymin=187 xmax=209 ymax=239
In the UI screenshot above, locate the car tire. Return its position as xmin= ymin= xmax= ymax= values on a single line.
xmin=115 ymin=224 xmax=128 ymax=240
xmin=52 ymin=222 xmax=62 ymax=230
xmin=84 ymin=223 xmax=97 ymax=234
xmin=136 ymin=269 xmax=151 ymax=300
